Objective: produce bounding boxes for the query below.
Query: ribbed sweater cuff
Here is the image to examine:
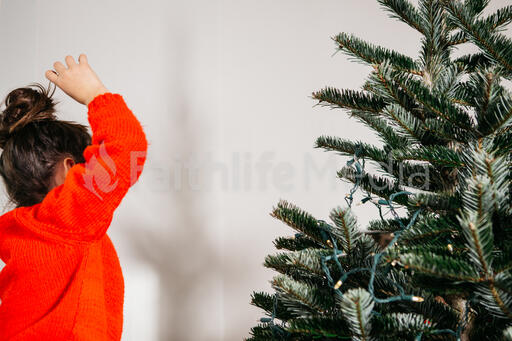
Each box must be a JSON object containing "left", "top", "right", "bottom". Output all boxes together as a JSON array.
[
  {"left": 87, "top": 92, "right": 120, "bottom": 112},
  {"left": 86, "top": 92, "right": 146, "bottom": 143}
]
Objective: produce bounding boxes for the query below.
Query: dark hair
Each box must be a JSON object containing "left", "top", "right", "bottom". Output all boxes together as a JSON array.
[{"left": 0, "top": 82, "right": 92, "bottom": 208}]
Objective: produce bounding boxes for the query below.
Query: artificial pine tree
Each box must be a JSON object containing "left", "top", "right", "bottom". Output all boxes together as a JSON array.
[{"left": 247, "top": 0, "right": 512, "bottom": 340}]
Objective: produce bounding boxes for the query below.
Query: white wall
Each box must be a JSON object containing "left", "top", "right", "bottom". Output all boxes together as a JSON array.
[{"left": 0, "top": 0, "right": 509, "bottom": 340}]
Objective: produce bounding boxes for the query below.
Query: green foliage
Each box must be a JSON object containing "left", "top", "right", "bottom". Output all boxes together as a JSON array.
[
  {"left": 332, "top": 33, "right": 421, "bottom": 74},
  {"left": 338, "top": 288, "right": 375, "bottom": 341},
  {"left": 312, "top": 87, "right": 387, "bottom": 113},
  {"left": 372, "top": 313, "right": 436, "bottom": 340},
  {"left": 248, "top": 0, "right": 512, "bottom": 339},
  {"left": 377, "top": 0, "right": 425, "bottom": 34},
  {"left": 504, "top": 326, "right": 512, "bottom": 340},
  {"left": 390, "top": 248, "right": 481, "bottom": 282},
  {"left": 271, "top": 274, "right": 335, "bottom": 317},
  {"left": 329, "top": 207, "right": 361, "bottom": 254},
  {"left": 315, "top": 136, "right": 388, "bottom": 163},
  {"left": 444, "top": 0, "right": 512, "bottom": 76},
  {"left": 287, "top": 316, "right": 351, "bottom": 339}
]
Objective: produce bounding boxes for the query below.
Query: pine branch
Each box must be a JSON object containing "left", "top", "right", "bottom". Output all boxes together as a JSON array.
[
  {"left": 369, "top": 62, "right": 475, "bottom": 143},
  {"left": 381, "top": 103, "right": 431, "bottom": 145},
  {"left": 391, "top": 249, "right": 482, "bottom": 282},
  {"left": 365, "top": 63, "right": 423, "bottom": 116},
  {"left": 483, "top": 4, "right": 512, "bottom": 31},
  {"left": 264, "top": 249, "right": 334, "bottom": 279},
  {"left": 433, "top": 64, "right": 462, "bottom": 98},
  {"left": 348, "top": 110, "right": 415, "bottom": 148},
  {"left": 418, "top": 0, "right": 452, "bottom": 80},
  {"left": 447, "top": 4, "right": 512, "bottom": 45},
  {"left": 457, "top": 159, "right": 495, "bottom": 276},
  {"left": 247, "top": 324, "right": 292, "bottom": 341},
  {"left": 272, "top": 274, "right": 335, "bottom": 316},
  {"left": 452, "top": 52, "right": 494, "bottom": 73},
  {"left": 504, "top": 326, "right": 512, "bottom": 340},
  {"left": 273, "top": 235, "right": 322, "bottom": 251},
  {"left": 381, "top": 160, "right": 444, "bottom": 193},
  {"left": 397, "top": 214, "right": 459, "bottom": 247},
  {"left": 492, "top": 130, "right": 512, "bottom": 156},
  {"left": 394, "top": 289, "right": 462, "bottom": 330},
  {"left": 367, "top": 217, "right": 410, "bottom": 233},
  {"left": 377, "top": 0, "right": 426, "bottom": 34},
  {"left": 493, "top": 240, "right": 512, "bottom": 273},
  {"left": 338, "top": 288, "right": 374, "bottom": 341},
  {"left": 445, "top": 0, "right": 512, "bottom": 74},
  {"left": 385, "top": 65, "right": 475, "bottom": 134},
  {"left": 337, "top": 166, "right": 408, "bottom": 206},
  {"left": 332, "top": 32, "right": 422, "bottom": 75},
  {"left": 409, "top": 192, "right": 461, "bottom": 213},
  {"left": 392, "top": 145, "right": 464, "bottom": 168},
  {"left": 315, "top": 136, "right": 389, "bottom": 164},
  {"left": 318, "top": 140, "right": 446, "bottom": 194},
  {"left": 475, "top": 281, "right": 512, "bottom": 319},
  {"left": 366, "top": 71, "right": 457, "bottom": 144},
  {"left": 312, "top": 87, "right": 387, "bottom": 113},
  {"left": 460, "top": 212, "right": 492, "bottom": 276},
  {"left": 250, "top": 292, "right": 295, "bottom": 321},
  {"left": 465, "top": 67, "right": 512, "bottom": 136},
  {"left": 287, "top": 316, "right": 351, "bottom": 339},
  {"left": 451, "top": 77, "right": 489, "bottom": 109},
  {"left": 329, "top": 206, "right": 361, "bottom": 254},
  {"left": 270, "top": 200, "right": 327, "bottom": 247},
  {"left": 459, "top": 140, "right": 511, "bottom": 216},
  {"left": 447, "top": 30, "right": 469, "bottom": 46},
  {"left": 371, "top": 312, "right": 436, "bottom": 339},
  {"left": 464, "top": 0, "right": 488, "bottom": 16}
]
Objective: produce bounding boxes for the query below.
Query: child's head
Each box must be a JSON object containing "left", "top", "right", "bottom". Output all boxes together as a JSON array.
[{"left": 0, "top": 82, "right": 91, "bottom": 208}]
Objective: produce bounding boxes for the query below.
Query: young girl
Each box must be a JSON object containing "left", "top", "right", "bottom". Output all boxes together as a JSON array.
[{"left": 0, "top": 54, "right": 148, "bottom": 340}]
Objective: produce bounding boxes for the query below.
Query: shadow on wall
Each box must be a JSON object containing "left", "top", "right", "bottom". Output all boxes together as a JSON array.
[{"left": 123, "top": 25, "right": 223, "bottom": 341}]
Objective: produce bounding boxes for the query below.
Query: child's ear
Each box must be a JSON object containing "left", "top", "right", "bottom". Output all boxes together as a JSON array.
[{"left": 64, "top": 157, "right": 75, "bottom": 172}]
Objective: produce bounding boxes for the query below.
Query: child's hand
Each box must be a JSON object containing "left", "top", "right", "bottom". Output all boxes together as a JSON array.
[{"left": 45, "top": 54, "right": 109, "bottom": 106}]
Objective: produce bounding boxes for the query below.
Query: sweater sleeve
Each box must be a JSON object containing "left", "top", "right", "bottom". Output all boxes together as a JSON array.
[{"left": 16, "top": 92, "right": 148, "bottom": 242}]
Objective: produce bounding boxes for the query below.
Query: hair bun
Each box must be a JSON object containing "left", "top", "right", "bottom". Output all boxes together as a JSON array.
[{"left": 0, "top": 82, "right": 58, "bottom": 148}]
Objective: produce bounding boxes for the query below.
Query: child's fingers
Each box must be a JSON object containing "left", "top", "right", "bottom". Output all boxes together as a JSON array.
[
  {"left": 53, "top": 61, "right": 67, "bottom": 75},
  {"left": 78, "top": 53, "right": 88, "bottom": 65},
  {"left": 65, "top": 55, "right": 77, "bottom": 68},
  {"left": 45, "top": 70, "right": 59, "bottom": 83}
]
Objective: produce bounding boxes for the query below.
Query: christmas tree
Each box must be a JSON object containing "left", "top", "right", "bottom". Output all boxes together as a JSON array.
[{"left": 247, "top": 0, "right": 512, "bottom": 340}]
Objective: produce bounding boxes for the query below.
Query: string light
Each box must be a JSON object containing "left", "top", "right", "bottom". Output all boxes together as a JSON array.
[
  {"left": 261, "top": 146, "right": 471, "bottom": 339},
  {"left": 319, "top": 149, "right": 470, "bottom": 336},
  {"left": 412, "top": 296, "right": 424, "bottom": 302},
  {"left": 334, "top": 279, "right": 343, "bottom": 290},
  {"left": 316, "top": 148, "right": 425, "bottom": 306}
]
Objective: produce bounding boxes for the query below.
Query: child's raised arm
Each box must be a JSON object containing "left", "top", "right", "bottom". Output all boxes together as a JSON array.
[{"left": 14, "top": 54, "right": 148, "bottom": 243}]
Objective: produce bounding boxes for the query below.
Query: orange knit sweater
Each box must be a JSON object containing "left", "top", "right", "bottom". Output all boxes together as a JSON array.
[{"left": 0, "top": 92, "right": 148, "bottom": 340}]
